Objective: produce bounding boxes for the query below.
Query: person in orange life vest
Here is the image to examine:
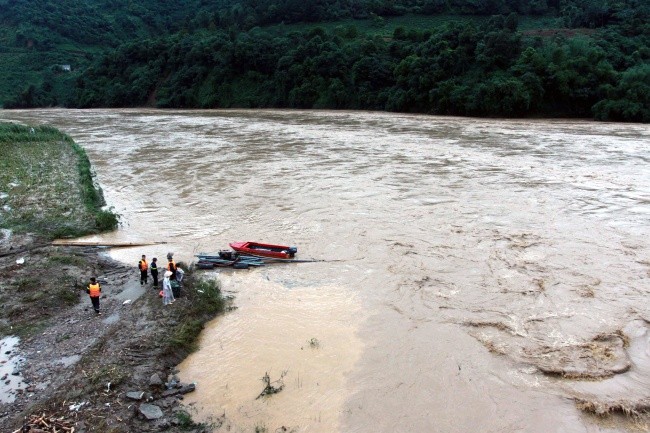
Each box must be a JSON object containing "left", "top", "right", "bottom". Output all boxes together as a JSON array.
[
  {"left": 150, "top": 257, "right": 159, "bottom": 288},
  {"left": 86, "top": 277, "right": 101, "bottom": 315},
  {"left": 138, "top": 255, "right": 148, "bottom": 286},
  {"left": 166, "top": 256, "right": 177, "bottom": 280}
]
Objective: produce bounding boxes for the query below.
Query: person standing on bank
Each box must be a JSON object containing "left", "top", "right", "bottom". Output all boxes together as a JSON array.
[
  {"left": 150, "top": 257, "right": 159, "bottom": 288},
  {"left": 138, "top": 255, "right": 148, "bottom": 286},
  {"left": 87, "top": 277, "right": 101, "bottom": 315},
  {"left": 162, "top": 271, "right": 175, "bottom": 305},
  {"left": 166, "top": 254, "right": 177, "bottom": 281}
]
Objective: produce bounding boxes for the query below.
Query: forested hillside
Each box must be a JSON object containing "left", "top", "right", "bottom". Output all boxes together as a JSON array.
[{"left": 1, "top": 0, "right": 648, "bottom": 121}]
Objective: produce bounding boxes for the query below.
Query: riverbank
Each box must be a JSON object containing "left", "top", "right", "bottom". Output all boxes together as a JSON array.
[
  {"left": 0, "top": 239, "right": 228, "bottom": 432},
  {"left": 0, "top": 123, "right": 227, "bottom": 432}
]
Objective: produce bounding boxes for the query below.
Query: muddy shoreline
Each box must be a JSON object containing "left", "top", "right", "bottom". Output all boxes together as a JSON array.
[{"left": 0, "top": 233, "right": 222, "bottom": 432}]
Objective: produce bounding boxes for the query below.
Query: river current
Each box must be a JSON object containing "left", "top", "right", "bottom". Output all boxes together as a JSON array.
[{"left": 2, "top": 109, "right": 649, "bottom": 432}]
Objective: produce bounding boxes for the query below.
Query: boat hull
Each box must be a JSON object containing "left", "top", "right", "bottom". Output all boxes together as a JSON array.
[{"left": 229, "top": 241, "right": 297, "bottom": 259}]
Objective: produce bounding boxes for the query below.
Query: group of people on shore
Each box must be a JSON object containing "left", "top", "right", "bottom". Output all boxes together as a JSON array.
[
  {"left": 138, "top": 253, "right": 184, "bottom": 305},
  {"left": 85, "top": 252, "right": 185, "bottom": 315}
]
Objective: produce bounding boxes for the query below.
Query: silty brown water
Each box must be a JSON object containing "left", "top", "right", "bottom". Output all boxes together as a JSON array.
[{"left": 2, "top": 109, "right": 649, "bottom": 432}]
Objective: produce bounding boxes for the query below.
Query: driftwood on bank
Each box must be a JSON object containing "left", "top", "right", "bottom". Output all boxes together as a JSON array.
[
  {"left": 51, "top": 240, "right": 167, "bottom": 247},
  {"left": 11, "top": 413, "right": 75, "bottom": 433}
]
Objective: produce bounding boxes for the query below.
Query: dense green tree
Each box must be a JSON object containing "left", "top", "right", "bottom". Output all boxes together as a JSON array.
[
  {"left": 1, "top": 0, "right": 648, "bottom": 121},
  {"left": 593, "top": 64, "right": 650, "bottom": 122}
]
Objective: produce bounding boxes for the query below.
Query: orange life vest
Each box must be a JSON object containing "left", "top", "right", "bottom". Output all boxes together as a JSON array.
[
  {"left": 139, "top": 259, "right": 148, "bottom": 271},
  {"left": 88, "top": 283, "right": 101, "bottom": 297},
  {"left": 166, "top": 260, "right": 176, "bottom": 272}
]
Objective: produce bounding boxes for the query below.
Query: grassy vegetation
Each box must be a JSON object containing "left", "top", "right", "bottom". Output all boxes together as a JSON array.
[
  {"left": 47, "top": 253, "right": 87, "bottom": 267},
  {"left": 0, "top": 122, "right": 118, "bottom": 239},
  {"left": 13, "top": 277, "right": 39, "bottom": 292},
  {"left": 0, "top": 320, "right": 48, "bottom": 339},
  {"left": 12, "top": 274, "right": 79, "bottom": 307},
  {"left": 165, "top": 266, "right": 227, "bottom": 359},
  {"left": 168, "top": 319, "right": 205, "bottom": 354},
  {"left": 0, "top": 239, "right": 98, "bottom": 340},
  {"left": 54, "top": 283, "right": 81, "bottom": 306}
]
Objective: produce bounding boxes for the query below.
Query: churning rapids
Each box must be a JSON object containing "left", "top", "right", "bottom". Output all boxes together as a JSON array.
[{"left": 2, "top": 109, "right": 649, "bottom": 432}]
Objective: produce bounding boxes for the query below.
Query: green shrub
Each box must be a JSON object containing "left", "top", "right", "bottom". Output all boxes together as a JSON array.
[
  {"left": 95, "top": 208, "right": 120, "bottom": 231},
  {"left": 168, "top": 319, "right": 204, "bottom": 354},
  {"left": 189, "top": 278, "right": 225, "bottom": 316}
]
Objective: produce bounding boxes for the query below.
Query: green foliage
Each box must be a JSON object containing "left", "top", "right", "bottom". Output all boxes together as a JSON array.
[
  {"left": 0, "top": 1, "right": 648, "bottom": 121},
  {"left": 48, "top": 254, "right": 86, "bottom": 267},
  {"left": 0, "top": 321, "right": 47, "bottom": 339},
  {"left": 25, "top": 291, "right": 46, "bottom": 303},
  {"left": 187, "top": 278, "right": 226, "bottom": 316},
  {"left": 168, "top": 319, "right": 204, "bottom": 354},
  {"left": 593, "top": 64, "right": 650, "bottom": 122},
  {"left": 95, "top": 209, "right": 120, "bottom": 232}
]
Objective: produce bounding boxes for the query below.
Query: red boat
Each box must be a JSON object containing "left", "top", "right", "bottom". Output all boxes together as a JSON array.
[{"left": 229, "top": 241, "right": 297, "bottom": 259}]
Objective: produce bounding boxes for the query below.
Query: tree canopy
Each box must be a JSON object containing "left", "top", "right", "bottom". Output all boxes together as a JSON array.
[{"left": 1, "top": 0, "right": 648, "bottom": 121}]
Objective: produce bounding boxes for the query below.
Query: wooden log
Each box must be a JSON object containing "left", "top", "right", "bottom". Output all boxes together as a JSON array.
[{"left": 52, "top": 240, "right": 167, "bottom": 247}]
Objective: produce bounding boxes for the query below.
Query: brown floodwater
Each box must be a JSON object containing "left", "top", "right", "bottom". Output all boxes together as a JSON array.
[{"left": 2, "top": 109, "right": 649, "bottom": 432}]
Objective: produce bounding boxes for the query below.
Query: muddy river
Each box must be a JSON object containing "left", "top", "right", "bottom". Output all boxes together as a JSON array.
[{"left": 2, "top": 109, "right": 649, "bottom": 432}]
